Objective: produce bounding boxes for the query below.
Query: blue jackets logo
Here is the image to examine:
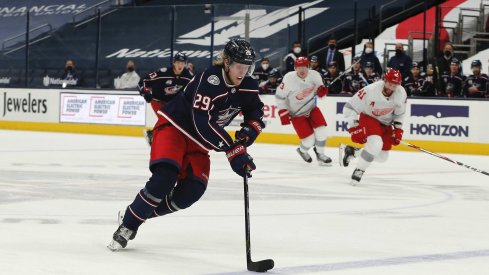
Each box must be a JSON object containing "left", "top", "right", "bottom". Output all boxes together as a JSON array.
[{"left": 410, "top": 104, "right": 469, "bottom": 137}]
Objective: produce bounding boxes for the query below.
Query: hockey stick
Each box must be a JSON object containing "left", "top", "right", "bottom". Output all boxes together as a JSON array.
[
  {"left": 292, "top": 59, "right": 361, "bottom": 117},
  {"left": 401, "top": 141, "right": 489, "bottom": 176},
  {"left": 243, "top": 174, "right": 274, "bottom": 272}
]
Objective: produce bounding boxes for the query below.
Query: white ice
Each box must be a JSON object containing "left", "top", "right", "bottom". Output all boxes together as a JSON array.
[{"left": 1, "top": 130, "right": 489, "bottom": 275}]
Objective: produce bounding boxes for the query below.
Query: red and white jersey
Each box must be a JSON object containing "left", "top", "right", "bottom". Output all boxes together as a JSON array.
[
  {"left": 343, "top": 80, "right": 407, "bottom": 127},
  {"left": 275, "top": 69, "right": 324, "bottom": 117}
]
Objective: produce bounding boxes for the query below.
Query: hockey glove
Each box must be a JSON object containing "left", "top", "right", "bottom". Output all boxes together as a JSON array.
[
  {"left": 226, "top": 142, "right": 256, "bottom": 178},
  {"left": 235, "top": 120, "right": 263, "bottom": 147},
  {"left": 348, "top": 125, "right": 367, "bottom": 144},
  {"left": 278, "top": 109, "right": 291, "bottom": 125},
  {"left": 139, "top": 87, "right": 153, "bottom": 103},
  {"left": 317, "top": 85, "right": 329, "bottom": 98},
  {"left": 392, "top": 123, "right": 403, "bottom": 146}
]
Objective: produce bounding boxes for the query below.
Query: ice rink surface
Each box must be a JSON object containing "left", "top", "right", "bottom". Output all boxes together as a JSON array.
[{"left": 1, "top": 130, "right": 489, "bottom": 275}]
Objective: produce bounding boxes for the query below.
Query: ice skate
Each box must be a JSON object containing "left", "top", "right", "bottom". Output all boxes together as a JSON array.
[
  {"left": 339, "top": 144, "right": 357, "bottom": 167},
  {"left": 144, "top": 129, "right": 153, "bottom": 146},
  {"left": 313, "top": 147, "right": 332, "bottom": 166},
  {"left": 296, "top": 148, "right": 312, "bottom": 163},
  {"left": 108, "top": 224, "right": 137, "bottom": 251},
  {"left": 350, "top": 168, "right": 365, "bottom": 186}
]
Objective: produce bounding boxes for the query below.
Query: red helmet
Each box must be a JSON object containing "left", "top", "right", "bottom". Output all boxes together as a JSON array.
[
  {"left": 294, "top": 56, "right": 309, "bottom": 67},
  {"left": 384, "top": 68, "right": 402, "bottom": 85}
]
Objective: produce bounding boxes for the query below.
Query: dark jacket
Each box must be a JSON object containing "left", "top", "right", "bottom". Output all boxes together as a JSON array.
[{"left": 387, "top": 53, "right": 412, "bottom": 79}]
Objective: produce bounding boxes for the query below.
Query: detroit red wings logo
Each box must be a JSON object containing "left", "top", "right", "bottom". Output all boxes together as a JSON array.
[
  {"left": 295, "top": 85, "right": 315, "bottom": 100},
  {"left": 371, "top": 107, "right": 394, "bottom": 116}
]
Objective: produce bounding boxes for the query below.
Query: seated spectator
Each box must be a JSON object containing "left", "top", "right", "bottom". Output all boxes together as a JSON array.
[
  {"left": 464, "top": 60, "right": 488, "bottom": 98},
  {"left": 360, "top": 41, "right": 382, "bottom": 75},
  {"left": 309, "top": 55, "right": 327, "bottom": 81},
  {"left": 259, "top": 68, "right": 282, "bottom": 95},
  {"left": 364, "top": 61, "right": 380, "bottom": 84},
  {"left": 114, "top": 60, "right": 140, "bottom": 89},
  {"left": 387, "top": 42, "right": 412, "bottom": 79},
  {"left": 343, "top": 57, "right": 368, "bottom": 95},
  {"left": 403, "top": 62, "right": 435, "bottom": 97},
  {"left": 322, "top": 36, "right": 345, "bottom": 72},
  {"left": 61, "top": 59, "right": 80, "bottom": 87},
  {"left": 283, "top": 41, "right": 304, "bottom": 74},
  {"left": 323, "top": 61, "right": 343, "bottom": 95},
  {"left": 440, "top": 58, "right": 465, "bottom": 98},
  {"left": 253, "top": 57, "right": 272, "bottom": 84}
]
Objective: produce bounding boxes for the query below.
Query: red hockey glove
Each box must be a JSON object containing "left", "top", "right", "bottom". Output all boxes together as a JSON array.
[
  {"left": 235, "top": 120, "right": 263, "bottom": 147},
  {"left": 348, "top": 125, "right": 367, "bottom": 144},
  {"left": 392, "top": 127, "right": 403, "bottom": 146},
  {"left": 139, "top": 87, "right": 153, "bottom": 103},
  {"left": 317, "top": 85, "right": 329, "bottom": 98},
  {"left": 226, "top": 142, "right": 256, "bottom": 178},
  {"left": 278, "top": 109, "right": 291, "bottom": 125}
]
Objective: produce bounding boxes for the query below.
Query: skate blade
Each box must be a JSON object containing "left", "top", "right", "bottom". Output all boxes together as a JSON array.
[
  {"left": 350, "top": 179, "right": 359, "bottom": 186},
  {"left": 107, "top": 240, "right": 123, "bottom": 251},
  {"left": 318, "top": 161, "right": 333, "bottom": 167}
]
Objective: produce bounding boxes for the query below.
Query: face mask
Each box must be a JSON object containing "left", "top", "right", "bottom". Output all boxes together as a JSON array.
[
  {"left": 66, "top": 66, "right": 73, "bottom": 71},
  {"left": 127, "top": 67, "right": 135, "bottom": 72},
  {"left": 261, "top": 64, "right": 269, "bottom": 70},
  {"left": 328, "top": 44, "right": 335, "bottom": 50},
  {"left": 395, "top": 49, "right": 402, "bottom": 55},
  {"left": 444, "top": 50, "right": 452, "bottom": 57},
  {"left": 293, "top": 47, "right": 301, "bottom": 54},
  {"left": 365, "top": 48, "right": 373, "bottom": 54}
]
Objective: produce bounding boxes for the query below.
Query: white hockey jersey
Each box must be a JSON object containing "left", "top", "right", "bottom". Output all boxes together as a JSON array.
[
  {"left": 343, "top": 80, "right": 407, "bottom": 127},
  {"left": 275, "top": 69, "right": 324, "bottom": 117}
]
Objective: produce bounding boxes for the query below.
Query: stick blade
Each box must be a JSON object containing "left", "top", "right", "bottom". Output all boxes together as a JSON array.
[{"left": 247, "top": 259, "right": 274, "bottom": 272}]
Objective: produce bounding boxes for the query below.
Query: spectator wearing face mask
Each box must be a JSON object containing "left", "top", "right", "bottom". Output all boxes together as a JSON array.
[
  {"left": 321, "top": 36, "right": 345, "bottom": 72},
  {"left": 114, "top": 60, "right": 140, "bottom": 89},
  {"left": 435, "top": 42, "right": 455, "bottom": 75},
  {"left": 59, "top": 59, "right": 80, "bottom": 87},
  {"left": 387, "top": 42, "right": 412, "bottom": 79},
  {"left": 283, "top": 41, "right": 304, "bottom": 74},
  {"left": 253, "top": 57, "right": 272, "bottom": 84},
  {"left": 360, "top": 41, "right": 382, "bottom": 75}
]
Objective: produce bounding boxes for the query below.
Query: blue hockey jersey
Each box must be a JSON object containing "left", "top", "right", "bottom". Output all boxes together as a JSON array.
[{"left": 160, "top": 66, "right": 265, "bottom": 152}]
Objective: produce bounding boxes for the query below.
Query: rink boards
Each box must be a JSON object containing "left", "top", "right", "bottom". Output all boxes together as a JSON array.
[{"left": 0, "top": 88, "right": 488, "bottom": 155}]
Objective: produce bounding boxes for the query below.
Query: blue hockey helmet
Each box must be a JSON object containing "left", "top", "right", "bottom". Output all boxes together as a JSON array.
[
  {"left": 471, "top": 59, "right": 482, "bottom": 68},
  {"left": 173, "top": 52, "right": 187, "bottom": 62},
  {"left": 224, "top": 39, "right": 256, "bottom": 65}
]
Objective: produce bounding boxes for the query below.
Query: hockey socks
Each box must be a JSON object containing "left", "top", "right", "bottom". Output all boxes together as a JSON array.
[
  {"left": 123, "top": 164, "right": 178, "bottom": 231},
  {"left": 150, "top": 179, "right": 206, "bottom": 217}
]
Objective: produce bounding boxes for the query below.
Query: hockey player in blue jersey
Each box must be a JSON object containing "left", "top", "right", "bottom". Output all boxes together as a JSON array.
[{"left": 108, "top": 39, "right": 265, "bottom": 251}]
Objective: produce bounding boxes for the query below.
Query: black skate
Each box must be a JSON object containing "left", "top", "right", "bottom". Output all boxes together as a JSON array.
[
  {"left": 313, "top": 147, "right": 332, "bottom": 166},
  {"left": 339, "top": 144, "right": 357, "bottom": 167},
  {"left": 108, "top": 224, "right": 137, "bottom": 251},
  {"left": 296, "top": 148, "right": 312, "bottom": 163},
  {"left": 350, "top": 168, "right": 365, "bottom": 186},
  {"left": 144, "top": 129, "right": 153, "bottom": 146},
  {"left": 117, "top": 210, "right": 136, "bottom": 240}
]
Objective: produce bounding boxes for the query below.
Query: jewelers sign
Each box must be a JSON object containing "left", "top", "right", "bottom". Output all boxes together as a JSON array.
[{"left": 60, "top": 93, "right": 146, "bottom": 125}]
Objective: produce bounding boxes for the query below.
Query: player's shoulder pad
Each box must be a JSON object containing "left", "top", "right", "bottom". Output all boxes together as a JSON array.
[
  {"left": 282, "top": 71, "right": 295, "bottom": 82},
  {"left": 159, "top": 67, "right": 169, "bottom": 73}
]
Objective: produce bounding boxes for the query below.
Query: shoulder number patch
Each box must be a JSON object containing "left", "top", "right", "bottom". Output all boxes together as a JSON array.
[{"left": 207, "top": 75, "right": 220, "bottom": 85}]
